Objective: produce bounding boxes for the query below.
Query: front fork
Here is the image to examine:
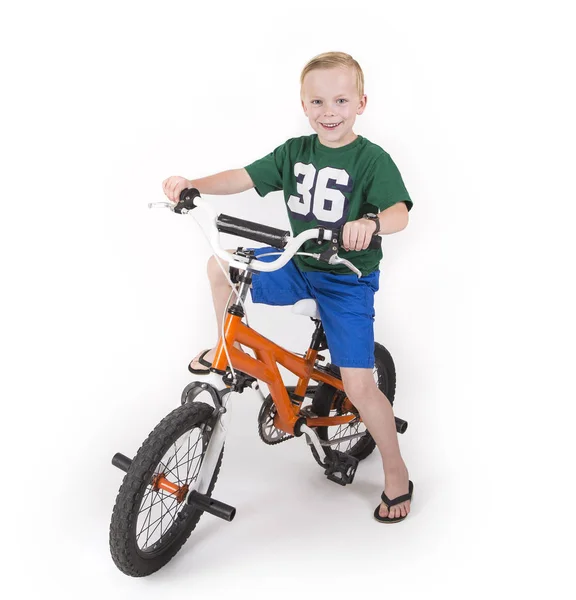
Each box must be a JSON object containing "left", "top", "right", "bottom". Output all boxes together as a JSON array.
[
  {"left": 111, "top": 373, "right": 238, "bottom": 522},
  {"left": 180, "top": 373, "right": 234, "bottom": 497},
  {"left": 111, "top": 376, "right": 333, "bottom": 521}
]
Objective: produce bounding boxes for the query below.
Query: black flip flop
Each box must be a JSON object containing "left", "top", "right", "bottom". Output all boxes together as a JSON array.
[
  {"left": 188, "top": 349, "right": 212, "bottom": 375},
  {"left": 374, "top": 480, "right": 414, "bottom": 524}
]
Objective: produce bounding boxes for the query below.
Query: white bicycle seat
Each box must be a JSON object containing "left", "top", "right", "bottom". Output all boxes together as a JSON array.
[{"left": 292, "top": 299, "right": 320, "bottom": 320}]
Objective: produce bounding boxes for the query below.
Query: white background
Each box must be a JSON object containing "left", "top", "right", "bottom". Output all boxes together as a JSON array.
[{"left": 2, "top": 0, "right": 575, "bottom": 597}]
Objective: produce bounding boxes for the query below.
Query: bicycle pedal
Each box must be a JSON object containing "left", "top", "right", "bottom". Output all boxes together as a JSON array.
[
  {"left": 324, "top": 450, "right": 359, "bottom": 486},
  {"left": 223, "top": 369, "right": 256, "bottom": 393}
]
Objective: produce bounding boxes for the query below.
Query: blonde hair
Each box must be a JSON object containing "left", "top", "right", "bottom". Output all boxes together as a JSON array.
[{"left": 300, "top": 52, "right": 365, "bottom": 97}]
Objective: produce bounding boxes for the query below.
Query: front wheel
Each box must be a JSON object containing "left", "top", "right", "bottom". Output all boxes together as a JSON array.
[
  {"left": 109, "top": 401, "right": 223, "bottom": 577},
  {"left": 310, "top": 342, "right": 396, "bottom": 465}
]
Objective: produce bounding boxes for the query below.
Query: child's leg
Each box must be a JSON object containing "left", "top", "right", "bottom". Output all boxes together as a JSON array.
[
  {"left": 189, "top": 251, "right": 242, "bottom": 370},
  {"left": 340, "top": 368, "right": 411, "bottom": 521},
  {"left": 189, "top": 247, "right": 312, "bottom": 370},
  {"left": 305, "top": 270, "right": 411, "bottom": 520}
]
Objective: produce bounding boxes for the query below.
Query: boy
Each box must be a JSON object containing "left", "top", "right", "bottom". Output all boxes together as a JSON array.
[{"left": 163, "top": 52, "right": 414, "bottom": 523}]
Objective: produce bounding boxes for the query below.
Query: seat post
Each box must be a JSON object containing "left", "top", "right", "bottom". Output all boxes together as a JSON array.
[{"left": 309, "top": 319, "right": 328, "bottom": 352}]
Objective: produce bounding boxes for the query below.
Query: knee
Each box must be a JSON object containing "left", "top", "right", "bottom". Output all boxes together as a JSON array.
[
  {"left": 343, "top": 381, "right": 377, "bottom": 407},
  {"left": 207, "top": 254, "right": 228, "bottom": 286},
  {"left": 341, "top": 374, "right": 381, "bottom": 410}
]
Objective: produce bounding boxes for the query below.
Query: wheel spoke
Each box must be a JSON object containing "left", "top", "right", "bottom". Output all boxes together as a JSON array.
[
  {"left": 137, "top": 494, "right": 174, "bottom": 548},
  {"left": 163, "top": 437, "right": 203, "bottom": 481},
  {"left": 138, "top": 494, "right": 180, "bottom": 549},
  {"left": 136, "top": 501, "right": 154, "bottom": 546},
  {"left": 327, "top": 419, "right": 366, "bottom": 453}
]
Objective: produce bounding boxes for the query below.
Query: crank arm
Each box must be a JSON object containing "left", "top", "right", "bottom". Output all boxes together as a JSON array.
[{"left": 299, "top": 423, "right": 329, "bottom": 464}]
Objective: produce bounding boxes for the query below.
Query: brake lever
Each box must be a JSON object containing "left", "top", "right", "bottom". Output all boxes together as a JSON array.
[
  {"left": 315, "top": 229, "right": 362, "bottom": 277},
  {"left": 148, "top": 201, "right": 195, "bottom": 215},
  {"left": 328, "top": 255, "right": 362, "bottom": 277},
  {"left": 148, "top": 201, "right": 175, "bottom": 210}
]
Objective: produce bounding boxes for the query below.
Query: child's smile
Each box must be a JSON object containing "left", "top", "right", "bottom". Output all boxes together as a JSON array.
[{"left": 320, "top": 121, "right": 342, "bottom": 128}]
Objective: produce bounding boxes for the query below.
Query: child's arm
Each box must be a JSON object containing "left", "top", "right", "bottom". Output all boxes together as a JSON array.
[
  {"left": 375, "top": 201, "right": 410, "bottom": 235},
  {"left": 162, "top": 169, "right": 254, "bottom": 203},
  {"left": 342, "top": 202, "right": 409, "bottom": 252}
]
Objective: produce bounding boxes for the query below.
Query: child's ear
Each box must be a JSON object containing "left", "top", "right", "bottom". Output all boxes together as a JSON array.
[
  {"left": 357, "top": 94, "right": 368, "bottom": 115},
  {"left": 301, "top": 99, "right": 308, "bottom": 115}
]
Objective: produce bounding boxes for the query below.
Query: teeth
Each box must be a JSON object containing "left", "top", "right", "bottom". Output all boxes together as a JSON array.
[{"left": 322, "top": 123, "right": 340, "bottom": 128}]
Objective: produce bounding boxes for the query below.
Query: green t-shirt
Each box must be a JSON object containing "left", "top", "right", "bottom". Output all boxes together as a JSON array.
[{"left": 244, "top": 134, "right": 412, "bottom": 276}]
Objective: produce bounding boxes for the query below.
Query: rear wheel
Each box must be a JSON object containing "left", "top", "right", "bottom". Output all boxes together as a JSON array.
[
  {"left": 109, "top": 401, "right": 223, "bottom": 577},
  {"left": 310, "top": 342, "right": 396, "bottom": 465}
]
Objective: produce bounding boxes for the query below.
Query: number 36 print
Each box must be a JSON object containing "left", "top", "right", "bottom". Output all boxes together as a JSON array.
[{"left": 287, "top": 163, "right": 352, "bottom": 226}]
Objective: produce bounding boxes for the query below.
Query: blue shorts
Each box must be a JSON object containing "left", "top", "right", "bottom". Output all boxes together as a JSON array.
[{"left": 248, "top": 247, "right": 380, "bottom": 369}]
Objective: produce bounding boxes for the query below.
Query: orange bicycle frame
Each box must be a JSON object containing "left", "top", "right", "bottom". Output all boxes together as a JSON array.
[{"left": 211, "top": 311, "right": 358, "bottom": 436}]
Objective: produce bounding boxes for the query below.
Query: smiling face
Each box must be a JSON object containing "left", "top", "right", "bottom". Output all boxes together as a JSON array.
[{"left": 301, "top": 66, "right": 367, "bottom": 148}]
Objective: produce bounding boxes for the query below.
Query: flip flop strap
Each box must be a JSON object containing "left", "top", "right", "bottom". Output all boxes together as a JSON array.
[
  {"left": 381, "top": 481, "right": 413, "bottom": 507},
  {"left": 197, "top": 350, "right": 212, "bottom": 368}
]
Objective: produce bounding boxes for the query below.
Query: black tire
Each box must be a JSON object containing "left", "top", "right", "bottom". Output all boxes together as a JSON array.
[
  {"left": 109, "top": 401, "right": 223, "bottom": 577},
  {"left": 310, "top": 342, "right": 396, "bottom": 465}
]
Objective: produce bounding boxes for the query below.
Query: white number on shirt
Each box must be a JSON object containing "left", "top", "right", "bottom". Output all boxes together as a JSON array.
[
  {"left": 287, "top": 162, "right": 315, "bottom": 217},
  {"left": 287, "top": 163, "right": 351, "bottom": 225},
  {"left": 314, "top": 166, "right": 351, "bottom": 224}
]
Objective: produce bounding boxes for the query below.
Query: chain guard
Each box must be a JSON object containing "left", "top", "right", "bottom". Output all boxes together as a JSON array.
[{"left": 257, "top": 395, "right": 294, "bottom": 445}]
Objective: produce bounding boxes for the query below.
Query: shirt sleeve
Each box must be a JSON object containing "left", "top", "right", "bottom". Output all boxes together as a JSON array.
[
  {"left": 364, "top": 153, "right": 413, "bottom": 212},
  {"left": 244, "top": 142, "right": 287, "bottom": 197}
]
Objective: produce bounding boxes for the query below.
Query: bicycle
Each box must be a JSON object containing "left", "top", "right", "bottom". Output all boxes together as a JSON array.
[{"left": 109, "top": 188, "right": 409, "bottom": 577}]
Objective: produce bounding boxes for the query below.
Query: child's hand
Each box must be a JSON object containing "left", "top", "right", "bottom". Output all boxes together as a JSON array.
[
  {"left": 162, "top": 176, "right": 193, "bottom": 204},
  {"left": 342, "top": 218, "right": 378, "bottom": 251}
]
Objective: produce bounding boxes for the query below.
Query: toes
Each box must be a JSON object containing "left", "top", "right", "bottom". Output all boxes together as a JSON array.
[
  {"left": 378, "top": 500, "right": 411, "bottom": 521},
  {"left": 387, "top": 503, "right": 410, "bottom": 520}
]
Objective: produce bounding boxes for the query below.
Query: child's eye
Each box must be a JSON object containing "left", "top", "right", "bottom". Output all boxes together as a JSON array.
[
  {"left": 337, "top": 99, "right": 348, "bottom": 104},
  {"left": 311, "top": 100, "right": 322, "bottom": 105}
]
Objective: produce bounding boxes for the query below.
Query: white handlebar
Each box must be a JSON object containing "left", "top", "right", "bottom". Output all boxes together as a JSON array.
[
  {"left": 148, "top": 197, "right": 362, "bottom": 276},
  {"left": 195, "top": 197, "right": 330, "bottom": 273}
]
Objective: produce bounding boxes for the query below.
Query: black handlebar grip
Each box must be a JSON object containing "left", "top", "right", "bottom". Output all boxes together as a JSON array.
[
  {"left": 216, "top": 214, "right": 291, "bottom": 248},
  {"left": 368, "top": 235, "right": 382, "bottom": 250},
  {"left": 175, "top": 187, "right": 201, "bottom": 213}
]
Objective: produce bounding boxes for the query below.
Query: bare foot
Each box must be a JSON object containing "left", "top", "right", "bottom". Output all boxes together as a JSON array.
[{"left": 378, "top": 467, "right": 412, "bottom": 520}]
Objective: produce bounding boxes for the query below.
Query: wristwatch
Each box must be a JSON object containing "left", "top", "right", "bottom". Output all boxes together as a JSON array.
[{"left": 362, "top": 212, "right": 380, "bottom": 235}]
